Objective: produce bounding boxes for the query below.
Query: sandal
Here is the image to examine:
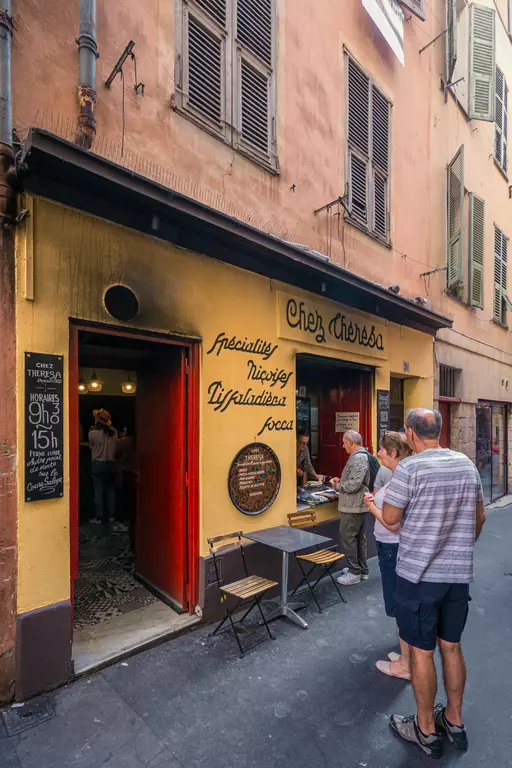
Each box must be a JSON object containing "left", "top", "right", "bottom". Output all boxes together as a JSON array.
[
  {"left": 388, "top": 651, "right": 400, "bottom": 662},
  {"left": 375, "top": 660, "right": 411, "bottom": 680}
]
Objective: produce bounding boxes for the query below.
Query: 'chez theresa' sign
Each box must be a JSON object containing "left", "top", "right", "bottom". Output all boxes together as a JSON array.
[{"left": 277, "top": 292, "right": 388, "bottom": 361}]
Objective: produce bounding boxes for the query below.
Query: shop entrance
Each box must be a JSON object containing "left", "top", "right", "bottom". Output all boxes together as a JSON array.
[
  {"left": 70, "top": 324, "right": 200, "bottom": 672},
  {"left": 476, "top": 401, "right": 508, "bottom": 503},
  {"left": 296, "top": 354, "right": 373, "bottom": 478}
]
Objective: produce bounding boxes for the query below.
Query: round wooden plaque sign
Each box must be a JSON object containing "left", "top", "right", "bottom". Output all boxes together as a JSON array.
[{"left": 228, "top": 442, "right": 281, "bottom": 515}]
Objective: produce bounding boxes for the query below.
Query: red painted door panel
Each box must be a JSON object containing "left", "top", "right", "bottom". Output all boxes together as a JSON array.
[
  {"left": 439, "top": 401, "right": 451, "bottom": 449},
  {"left": 136, "top": 347, "right": 187, "bottom": 609},
  {"left": 318, "top": 371, "right": 372, "bottom": 477}
]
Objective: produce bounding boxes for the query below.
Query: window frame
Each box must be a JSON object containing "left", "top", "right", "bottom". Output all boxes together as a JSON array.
[
  {"left": 344, "top": 53, "right": 392, "bottom": 246},
  {"left": 173, "top": 0, "right": 278, "bottom": 173}
]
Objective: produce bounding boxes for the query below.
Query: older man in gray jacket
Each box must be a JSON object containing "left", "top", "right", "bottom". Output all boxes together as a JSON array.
[{"left": 331, "top": 430, "right": 370, "bottom": 586}]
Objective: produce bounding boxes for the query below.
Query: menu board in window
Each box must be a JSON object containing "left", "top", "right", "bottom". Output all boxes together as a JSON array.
[{"left": 25, "top": 352, "right": 64, "bottom": 502}]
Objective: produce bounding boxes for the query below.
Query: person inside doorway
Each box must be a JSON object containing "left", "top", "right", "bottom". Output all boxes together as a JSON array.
[
  {"left": 296, "top": 428, "right": 319, "bottom": 483},
  {"left": 330, "top": 430, "right": 370, "bottom": 586},
  {"left": 88, "top": 408, "right": 118, "bottom": 525},
  {"left": 116, "top": 420, "right": 137, "bottom": 544}
]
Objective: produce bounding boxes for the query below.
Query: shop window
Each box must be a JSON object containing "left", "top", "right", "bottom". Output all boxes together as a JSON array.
[
  {"left": 439, "top": 364, "right": 459, "bottom": 399},
  {"left": 173, "top": 0, "right": 277, "bottom": 172},
  {"left": 345, "top": 54, "right": 391, "bottom": 244},
  {"left": 495, "top": 66, "right": 508, "bottom": 177},
  {"left": 493, "top": 225, "right": 509, "bottom": 327}
]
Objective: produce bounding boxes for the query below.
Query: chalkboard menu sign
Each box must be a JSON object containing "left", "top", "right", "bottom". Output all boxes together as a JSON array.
[
  {"left": 377, "top": 389, "right": 391, "bottom": 440},
  {"left": 228, "top": 443, "right": 281, "bottom": 515},
  {"left": 25, "top": 353, "right": 64, "bottom": 502}
]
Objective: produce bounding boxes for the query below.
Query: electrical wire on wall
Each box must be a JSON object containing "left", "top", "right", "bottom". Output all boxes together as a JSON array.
[{"left": 105, "top": 41, "right": 145, "bottom": 158}]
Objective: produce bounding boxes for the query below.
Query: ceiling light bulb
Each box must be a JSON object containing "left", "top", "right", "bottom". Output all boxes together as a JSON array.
[
  {"left": 121, "top": 373, "right": 137, "bottom": 394},
  {"left": 88, "top": 371, "right": 103, "bottom": 393}
]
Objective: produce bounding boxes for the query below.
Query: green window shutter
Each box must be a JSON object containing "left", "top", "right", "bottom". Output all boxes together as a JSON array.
[
  {"left": 446, "top": 0, "right": 457, "bottom": 83},
  {"left": 447, "top": 146, "right": 464, "bottom": 289},
  {"left": 469, "top": 4, "right": 496, "bottom": 122},
  {"left": 401, "top": 0, "right": 426, "bottom": 21},
  {"left": 469, "top": 193, "right": 485, "bottom": 308}
]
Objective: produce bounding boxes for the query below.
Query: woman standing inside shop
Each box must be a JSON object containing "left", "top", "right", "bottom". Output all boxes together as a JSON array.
[
  {"left": 88, "top": 408, "right": 118, "bottom": 525},
  {"left": 296, "top": 429, "right": 319, "bottom": 482},
  {"left": 363, "top": 431, "right": 412, "bottom": 680}
]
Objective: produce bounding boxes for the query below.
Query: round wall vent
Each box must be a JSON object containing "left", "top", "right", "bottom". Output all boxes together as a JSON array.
[{"left": 104, "top": 284, "right": 139, "bottom": 322}]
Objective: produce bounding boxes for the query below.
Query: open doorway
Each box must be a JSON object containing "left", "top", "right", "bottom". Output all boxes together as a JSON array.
[{"left": 70, "top": 325, "right": 200, "bottom": 673}]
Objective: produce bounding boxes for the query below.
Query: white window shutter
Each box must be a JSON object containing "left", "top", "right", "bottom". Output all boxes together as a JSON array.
[
  {"left": 347, "top": 58, "right": 370, "bottom": 228},
  {"left": 446, "top": 0, "right": 457, "bottom": 84},
  {"left": 447, "top": 146, "right": 464, "bottom": 289},
  {"left": 469, "top": 4, "right": 496, "bottom": 122},
  {"left": 371, "top": 85, "right": 390, "bottom": 240},
  {"left": 495, "top": 69, "right": 509, "bottom": 175},
  {"left": 469, "top": 193, "right": 485, "bottom": 309},
  {"left": 234, "top": 0, "right": 275, "bottom": 166},
  {"left": 401, "top": 0, "right": 426, "bottom": 21}
]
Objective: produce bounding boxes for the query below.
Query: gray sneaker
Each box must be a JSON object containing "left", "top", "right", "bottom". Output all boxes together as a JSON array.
[
  {"left": 434, "top": 704, "right": 468, "bottom": 751},
  {"left": 390, "top": 714, "right": 443, "bottom": 759}
]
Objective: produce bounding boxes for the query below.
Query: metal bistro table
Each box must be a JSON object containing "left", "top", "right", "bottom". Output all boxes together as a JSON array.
[{"left": 244, "top": 525, "right": 332, "bottom": 629}]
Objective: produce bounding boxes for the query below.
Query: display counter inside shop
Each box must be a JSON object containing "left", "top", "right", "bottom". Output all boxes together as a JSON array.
[{"left": 296, "top": 482, "right": 340, "bottom": 522}]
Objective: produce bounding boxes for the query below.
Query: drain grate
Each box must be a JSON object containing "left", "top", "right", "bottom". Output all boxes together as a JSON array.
[{"left": 1, "top": 697, "right": 55, "bottom": 737}]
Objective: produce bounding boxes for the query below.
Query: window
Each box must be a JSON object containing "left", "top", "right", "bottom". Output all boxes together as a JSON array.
[
  {"left": 174, "top": 0, "right": 277, "bottom": 171},
  {"left": 439, "top": 365, "right": 459, "bottom": 399},
  {"left": 468, "top": 3, "right": 496, "bottom": 122},
  {"left": 447, "top": 146, "right": 464, "bottom": 294},
  {"left": 495, "top": 66, "right": 508, "bottom": 176},
  {"left": 469, "top": 193, "right": 485, "bottom": 308},
  {"left": 346, "top": 55, "right": 391, "bottom": 243},
  {"left": 493, "top": 225, "right": 508, "bottom": 326},
  {"left": 401, "top": 0, "right": 426, "bottom": 20}
]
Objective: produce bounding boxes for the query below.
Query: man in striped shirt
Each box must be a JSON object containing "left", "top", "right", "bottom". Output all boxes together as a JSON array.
[{"left": 383, "top": 408, "right": 485, "bottom": 759}]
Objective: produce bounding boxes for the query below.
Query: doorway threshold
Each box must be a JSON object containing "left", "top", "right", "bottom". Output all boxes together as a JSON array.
[{"left": 73, "top": 601, "right": 201, "bottom": 677}]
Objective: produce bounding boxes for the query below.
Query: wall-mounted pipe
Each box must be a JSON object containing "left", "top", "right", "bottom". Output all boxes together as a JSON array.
[
  {"left": 75, "top": 0, "right": 98, "bottom": 149},
  {"left": 0, "top": 1, "right": 13, "bottom": 148}
]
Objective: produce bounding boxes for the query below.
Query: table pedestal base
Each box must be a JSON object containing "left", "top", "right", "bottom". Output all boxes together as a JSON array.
[{"left": 265, "top": 603, "right": 308, "bottom": 629}]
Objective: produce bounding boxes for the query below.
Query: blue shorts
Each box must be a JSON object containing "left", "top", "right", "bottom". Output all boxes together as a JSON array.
[
  {"left": 376, "top": 541, "right": 398, "bottom": 618},
  {"left": 394, "top": 576, "right": 471, "bottom": 651}
]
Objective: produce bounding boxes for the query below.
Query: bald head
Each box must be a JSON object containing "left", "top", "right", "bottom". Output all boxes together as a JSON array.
[{"left": 406, "top": 408, "right": 442, "bottom": 440}]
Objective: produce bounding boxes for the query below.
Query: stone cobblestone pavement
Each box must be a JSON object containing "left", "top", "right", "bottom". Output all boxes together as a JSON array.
[{"left": 1, "top": 508, "right": 511, "bottom": 768}]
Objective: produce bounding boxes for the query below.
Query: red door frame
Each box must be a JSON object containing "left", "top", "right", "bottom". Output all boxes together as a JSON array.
[{"left": 69, "top": 321, "right": 200, "bottom": 621}]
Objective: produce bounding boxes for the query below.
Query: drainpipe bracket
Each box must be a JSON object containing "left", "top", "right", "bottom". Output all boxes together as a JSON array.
[{"left": 75, "top": 33, "right": 99, "bottom": 59}]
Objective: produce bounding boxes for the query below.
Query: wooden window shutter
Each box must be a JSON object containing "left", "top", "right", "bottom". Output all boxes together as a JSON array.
[
  {"left": 447, "top": 146, "right": 464, "bottom": 289},
  {"left": 469, "top": 4, "right": 496, "bottom": 122},
  {"left": 493, "top": 226, "right": 508, "bottom": 323},
  {"left": 446, "top": 0, "right": 457, "bottom": 83},
  {"left": 371, "top": 85, "right": 390, "bottom": 240},
  {"left": 495, "top": 67, "right": 508, "bottom": 174},
  {"left": 469, "top": 193, "right": 485, "bottom": 309},
  {"left": 181, "top": 0, "right": 228, "bottom": 133},
  {"left": 347, "top": 57, "right": 370, "bottom": 228},
  {"left": 234, "top": 0, "right": 275, "bottom": 166},
  {"left": 401, "top": 0, "right": 426, "bottom": 21}
]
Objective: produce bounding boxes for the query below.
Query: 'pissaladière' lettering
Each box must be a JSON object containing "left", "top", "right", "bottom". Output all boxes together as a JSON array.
[{"left": 207, "top": 381, "right": 287, "bottom": 413}]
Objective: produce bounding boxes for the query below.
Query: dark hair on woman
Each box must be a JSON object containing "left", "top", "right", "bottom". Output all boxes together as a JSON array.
[
  {"left": 297, "top": 428, "right": 309, "bottom": 439},
  {"left": 93, "top": 422, "right": 117, "bottom": 437}
]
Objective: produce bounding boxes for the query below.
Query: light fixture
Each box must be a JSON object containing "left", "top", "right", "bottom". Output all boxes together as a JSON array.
[
  {"left": 121, "top": 373, "right": 137, "bottom": 394},
  {"left": 78, "top": 369, "right": 88, "bottom": 394},
  {"left": 88, "top": 370, "right": 103, "bottom": 393}
]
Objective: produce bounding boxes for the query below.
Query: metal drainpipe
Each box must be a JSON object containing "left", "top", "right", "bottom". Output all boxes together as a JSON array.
[
  {"left": 0, "top": 0, "right": 15, "bottom": 225},
  {"left": 75, "top": 0, "right": 98, "bottom": 149}
]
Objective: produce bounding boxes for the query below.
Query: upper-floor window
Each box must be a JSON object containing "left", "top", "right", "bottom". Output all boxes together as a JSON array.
[
  {"left": 495, "top": 66, "right": 508, "bottom": 176},
  {"left": 493, "top": 225, "right": 509, "bottom": 326},
  {"left": 345, "top": 55, "right": 391, "bottom": 244},
  {"left": 174, "top": 0, "right": 277, "bottom": 171}
]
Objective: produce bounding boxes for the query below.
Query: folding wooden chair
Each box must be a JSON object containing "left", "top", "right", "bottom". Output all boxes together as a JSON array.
[
  {"left": 288, "top": 511, "right": 347, "bottom": 612},
  {"left": 207, "top": 531, "right": 278, "bottom": 657}
]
